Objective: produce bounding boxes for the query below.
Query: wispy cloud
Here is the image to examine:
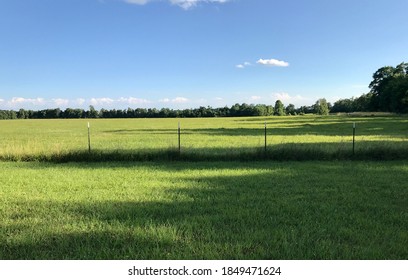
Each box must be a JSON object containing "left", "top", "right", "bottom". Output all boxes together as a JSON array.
[
  {"left": 257, "top": 58, "right": 289, "bottom": 67},
  {"left": 236, "top": 61, "right": 251, "bottom": 69},
  {"left": 1, "top": 97, "right": 153, "bottom": 110},
  {"left": 90, "top": 98, "right": 115, "bottom": 106},
  {"left": 124, "top": 0, "right": 149, "bottom": 4},
  {"left": 9, "top": 97, "right": 46, "bottom": 106},
  {"left": 52, "top": 98, "right": 70, "bottom": 106},
  {"left": 1, "top": 94, "right": 313, "bottom": 110},
  {"left": 236, "top": 59, "right": 289, "bottom": 69},
  {"left": 173, "top": 97, "right": 189, "bottom": 103},
  {"left": 272, "top": 92, "right": 311, "bottom": 106},
  {"left": 118, "top": 97, "right": 151, "bottom": 105},
  {"left": 159, "top": 97, "right": 189, "bottom": 103},
  {"left": 90, "top": 97, "right": 151, "bottom": 107},
  {"left": 123, "top": 0, "right": 230, "bottom": 10},
  {"left": 249, "top": 96, "right": 261, "bottom": 101},
  {"left": 76, "top": 98, "right": 86, "bottom": 106}
]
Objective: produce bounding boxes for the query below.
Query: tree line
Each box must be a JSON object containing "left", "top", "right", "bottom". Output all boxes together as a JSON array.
[
  {"left": 0, "top": 101, "right": 329, "bottom": 119},
  {"left": 1, "top": 63, "right": 406, "bottom": 119}
]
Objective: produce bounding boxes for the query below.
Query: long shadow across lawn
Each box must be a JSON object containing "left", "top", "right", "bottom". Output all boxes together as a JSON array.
[
  {"left": 11, "top": 140, "right": 406, "bottom": 162},
  {"left": 1, "top": 161, "right": 407, "bottom": 259},
  {"left": 102, "top": 118, "right": 408, "bottom": 138}
]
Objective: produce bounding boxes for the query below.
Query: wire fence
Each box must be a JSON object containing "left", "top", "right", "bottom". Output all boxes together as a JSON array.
[{"left": 1, "top": 118, "right": 407, "bottom": 161}]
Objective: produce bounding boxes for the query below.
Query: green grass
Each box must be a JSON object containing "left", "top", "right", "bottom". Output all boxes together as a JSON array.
[
  {"left": 1, "top": 115, "right": 407, "bottom": 259},
  {"left": 0, "top": 160, "right": 407, "bottom": 259},
  {"left": 0, "top": 115, "right": 408, "bottom": 161}
]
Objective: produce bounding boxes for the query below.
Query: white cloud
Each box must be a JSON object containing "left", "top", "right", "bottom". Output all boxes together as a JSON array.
[
  {"left": 170, "top": 0, "right": 196, "bottom": 9},
  {"left": 89, "top": 97, "right": 152, "bottom": 107},
  {"left": 52, "top": 98, "right": 70, "bottom": 106},
  {"left": 76, "top": 98, "right": 86, "bottom": 106},
  {"left": 171, "top": 0, "right": 229, "bottom": 10},
  {"left": 172, "top": 97, "right": 189, "bottom": 103},
  {"left": 129, "top": 97, "right": 150, "bottom": 104},
  {"left": 9, "top": 97, "right": 45, "bottom": 105},
  {"left": 90, "top": 98, "right": 115, "bottom": 106},
  {"left": 257, "top": 58, "right": 289, "bottom": 67},
  {"left": 10, "top": 97, "right": 25, "bottom": 103},
  {"left": 0, "top": 96, "right": 155, "bottom": 110},
  {"left": 118, "top": 97, "right": 151, "bottom": 104},
  {"left": 272, "top": 93, "right": 311, "bottom": 107},
  {"left": 250, "top": 96, "right": 261, "bottom": 101},
  {"left": 124, "top": 0, "right": 149, "bottom": 5},
  {"left": 236, "top": 58, "right": 290, "bottom": 69},
  {"left": 124, "top": 0, "right": 230, "bottom": 10},
  {"left": 159, "top": 97, "right": 189, "bottom": 103},
  {"left": 236, "top": 61, "right": 251, "bottom": 69},
  {"left": 159, "top": 98, "right": 171, "bottom": 103}
]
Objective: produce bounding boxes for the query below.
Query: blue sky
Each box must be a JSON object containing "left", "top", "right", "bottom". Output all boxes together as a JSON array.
[{"left": 0, "top": 0, "right": 407, "bottom": 110}]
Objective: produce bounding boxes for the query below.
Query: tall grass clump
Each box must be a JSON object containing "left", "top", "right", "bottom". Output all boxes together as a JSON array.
[{"left": 1, "top": 143, "right": 407, "bottom": 162}]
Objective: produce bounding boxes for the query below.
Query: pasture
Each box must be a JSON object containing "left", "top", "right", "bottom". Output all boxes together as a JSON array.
[
  {"left": 0, "top": 115, "right": 407, "bottom": 259},
  {"left": 0, "top": 115, "right": 408, "bottom": 161}
]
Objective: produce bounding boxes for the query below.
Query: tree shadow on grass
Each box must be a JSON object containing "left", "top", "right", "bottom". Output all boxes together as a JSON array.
[
  {"left": 11, "top": 140, "right": 405, "bottom": 163},
  {"left": 233, "top": 115, "right": 407, "bottom": 124},
  {"left": 1, "top": 162, "right": 407, "bottom": 259},
  {"left": 102, "top": 118, "right": 408, "bottom": 138}
]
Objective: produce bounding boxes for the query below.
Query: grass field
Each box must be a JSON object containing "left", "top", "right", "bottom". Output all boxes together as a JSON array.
[
  {"left": 1, "top": 160, "right": 407, "bottom": 259},
  {"left": 0, "top": 115, "right": 408, "bottom": 161},
  {"left": 0, "top": 115, "right": 407, "bottom": 259}
]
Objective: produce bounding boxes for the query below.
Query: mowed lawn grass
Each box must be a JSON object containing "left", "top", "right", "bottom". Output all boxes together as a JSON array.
[
  {"left": 0, "top": 115, "right": 408, "bottom": 161},
  {"left": 0, "top": 160, "right": 407, "bottom": 259}
]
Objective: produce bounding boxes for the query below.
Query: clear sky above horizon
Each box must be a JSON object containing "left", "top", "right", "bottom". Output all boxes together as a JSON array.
[{"left": 1, "top": 0, "right": 407, "bottom": 110}]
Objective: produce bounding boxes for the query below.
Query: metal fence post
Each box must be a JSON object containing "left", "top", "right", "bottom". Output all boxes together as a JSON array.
[
  {"left": 352, "top": 122, "right": 356, "bottom": 156},
  {"left": 178, "top": 121, "right": 181, "bottom": 154},
  {"left": 87, "top": 122, "right": 91, "bottom": 153},
  {"left": 264, "top": 121, "right": 267, "bottom": 152}
]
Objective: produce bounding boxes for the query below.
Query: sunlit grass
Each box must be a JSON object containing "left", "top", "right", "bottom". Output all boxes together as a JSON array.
[
  {"left": 0, "top": 115, "right": 407, "bottom": 161},
  {"left": 1, "top": 115, "right": 407, "bottom": 260},
  {"left": 0, "top": 161, "right": 407, "bottom": 259}
]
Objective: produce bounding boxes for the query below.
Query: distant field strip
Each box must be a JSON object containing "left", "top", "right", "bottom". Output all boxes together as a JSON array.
[{"left": 1, "top": 116, "right": 407, "bottom": 161}]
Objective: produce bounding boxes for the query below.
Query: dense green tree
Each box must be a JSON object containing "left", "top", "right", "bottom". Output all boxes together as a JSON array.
[
  {"left": 17, "top": 109, "right": 28, "bottom": 119},
  {"left": 285, "top": 104, "right": 296, "bottom": 115},
  {"left": 266, "top": 105, "right": 274, "bottom": 116},
  {"left": 99, "top": 108, "right": 109, "bottom": 118},
  {"left": 369, "top": 62, "right": 408, "bottom": 112},
  {"left": 314, "top": 98, "right": 329, "bottom": 115},
  {"left": 353, "top": 93, "right": 374, "bottom": 112},
  {"left": 230, "top": 103, "right": 240, "bottom": 116},
  {"left": 45, "top": 108, "right": 61, "bottom": 118},
  {"left": 0, "top": 110, "right": 17, "bottom": 119},
  {"left": 274, "top": 100, "right": 285, "bottom": 116},
  {"left": 87, "top": 105, "right": 99, "bottom": 118},
  {"left": 296, "top": 105, "right": 314, "bottom": 114},
  {"left": 331, "top": 98, "right": 354, "bottom": 113},
  {"left": 63, "top": 108, "right": 84, "bottom": 118}
]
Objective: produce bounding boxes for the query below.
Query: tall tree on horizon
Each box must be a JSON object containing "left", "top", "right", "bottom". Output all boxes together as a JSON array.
[
  {"left": 274, "top": 100, "right": 285, "bottom": 116},
  {"left": 369, "top": 62, "right": 408, "bottom": 112}
]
